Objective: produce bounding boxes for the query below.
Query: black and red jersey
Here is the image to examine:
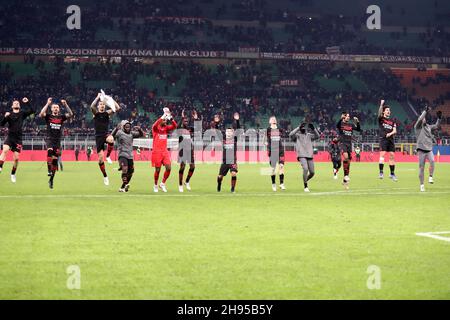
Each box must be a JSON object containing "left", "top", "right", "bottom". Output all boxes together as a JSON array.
[
  {"left": 378, "top": 116, "right": 396, "bottom": 140},
  {"left": 0, "top": 107, "right": 34, "bottom": 142},
  {"left": 94, "top": 112, "right": 110, "bottom": 137},
  {"left": 222, "top": 137, "right": 238, "bottom": 164},
  {"left": 221, "top": 119, "right": 240, "bottom": 164},
  {"left": 336, "top": 119, "right": 361, "bottom": 144},
  {"left": 178, "top": 120, "right": 195, "bottom": 144},
  {"left": 45, "top": 114, "right": 68, "bottom": 145},
  {"left": 266, "top": 127, "right": 284, "bottom": 155}
]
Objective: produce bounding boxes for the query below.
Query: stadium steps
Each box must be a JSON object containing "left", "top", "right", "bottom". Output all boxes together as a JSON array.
[
  {"left": 8, "top": 62, "right": 39, "bottom": 80},
  {"left": 314, "top": 75, "right": 368, "bottom": 93},
  {"left": 391, "top": 68, "right": 450, "bottom": 121}
]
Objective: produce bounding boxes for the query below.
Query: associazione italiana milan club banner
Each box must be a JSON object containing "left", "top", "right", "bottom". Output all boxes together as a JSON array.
[{"left": 1, "top": 47, "right": 449, "bottom": 64}]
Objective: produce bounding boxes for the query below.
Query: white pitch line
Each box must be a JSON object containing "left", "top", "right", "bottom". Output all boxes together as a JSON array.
[
  {"left": 0, "top": 190, "right": 449, "bottom": 199},
  {"left": 416, "top": 232, "right": 450, "bottom": 243}
]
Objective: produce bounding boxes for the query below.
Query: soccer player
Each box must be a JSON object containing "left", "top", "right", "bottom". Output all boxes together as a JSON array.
[
  {"left": 152, "top": 108, "right": 177, "bottom": 192},
  {"left": 177, "top": 109, "right": 199, "bottom": 192},
  {"left": 336, "top": 112, "right": 361, "bottom": 189},
  {"left": 0, "top": 97, "right": 35, "bottom": 183},
  {"left": 328, "top": 136, "right": 341, "bottom": 179},
  {"left": 355, "top": 145, "right": 361, "bottom": 162},
  {"left": 39, "top": 98, "right": 74, "bottom": 189},
  {"left": 414, "top": 106, "right": 442, "bottom": 192},
  {"left": 217, "top": 112, "right": 240, "bottom": 193},
  {"left": 90, "top": 92, "right": 121, "bottom": 186},
  {"left": 378, "top": 100, "right": 398, "bottom": 181},
  {"left": 111, "top": 120, "right": 144, "bottom": 192},
  {"left": 87, "top": 146, "right": 92, "bottom": 161},
  {"left": 289, "top": 122, "right": 320, "bottom": 192},
  {"left": 266, "top": 116, "right": 286, "bottom": 191}
]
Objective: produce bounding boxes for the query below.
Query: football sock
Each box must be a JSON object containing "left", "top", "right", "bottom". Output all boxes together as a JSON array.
[
  {"left": 47, "top": 156, "right": 52, "bottom": 173},
  {"left": 231, "top": 176, "right": 237, "bottom": 191},
  {"left": 186, "top": 168, "right": 195, "bottom": 183},
  {"left": 51, "top": 158, "right": 58, "bottom": 177},
  {"left": 121, "top": 173, "right": 128, "bottom": 188},
  {"left": 99, "top": 162, "right": 107, "bottom": 177},
  {"left": 106, "top": 143, "right": 114, "bottom": 157},
  {"left": 343, "top": 159, "right": 350, "bottom": 176},
  {"left": 217, "top": 176, "right": 223, "bottom": 191},
  {"left": 178, "top": 169, "right": 184, "bottom": 185}
]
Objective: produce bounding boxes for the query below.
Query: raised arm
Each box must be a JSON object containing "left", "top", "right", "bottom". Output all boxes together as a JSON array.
[
  {"left": 429, "top": 111, "right": 442, "bottom": 130},
  {"left": 232, "top": 112, "right": 240, "bottom": 130},
  {"left": 353, "top": 117, "right": 361, "bottom": 132},
  {"left": 378, "top": 99, "right": 385, "bottom": 119},
  {"left": 308, "top": 123, "right": 320, "bottom": 140},
  {"left": 107, "top": 99, "right": 121, "bottom": 116},
  {"left": 152, "top": 117, "right": 164, "bottom": 133},
  {"left": 21, "top": 97, "right": 35, "bottom": 118},
  {"left": 61, "top": 99, "right": 74, "bottom": 119},
  {"left": 90, "top": 93, "right": 100, "bottom": 115},
  {"left": 132, "top": 127, "right": 145, "bottom": 138},
  {"left": 166, "top": 118, "right": 178, "bottom": 132},
  {"left": 415, "top": 110, "right": 427, "bottom": 130},
  {"left": 289, "top": 126, "right": 300, "bottom": 140},
  {"left": 111, "top": 122, "right": 122, "bottom": 138},
  {"left": 39, "top": 97, "right": 52, "bottom": 118}
]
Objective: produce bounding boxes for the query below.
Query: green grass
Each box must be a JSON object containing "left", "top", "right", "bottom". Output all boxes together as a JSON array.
[{"left": 0, "top": 162, "right": 449, "bottom": 300}]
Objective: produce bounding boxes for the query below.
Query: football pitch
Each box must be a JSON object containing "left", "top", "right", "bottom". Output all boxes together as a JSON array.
[{"left": 0, "top": 161, "right": 449, "bottom": 300}]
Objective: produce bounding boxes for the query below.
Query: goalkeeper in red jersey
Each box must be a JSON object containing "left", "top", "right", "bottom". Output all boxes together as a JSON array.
[{"left": 152, "top": 108, "right": 177, "bottom": 192}]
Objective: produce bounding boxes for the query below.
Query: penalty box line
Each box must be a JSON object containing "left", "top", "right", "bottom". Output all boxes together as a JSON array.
[{"left": 416, "top": 231, "right": 450, "bottom": 243}]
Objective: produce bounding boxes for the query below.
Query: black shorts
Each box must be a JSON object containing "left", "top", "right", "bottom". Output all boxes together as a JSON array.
[
  {"left": 219, "top": 163, "right": 238, "bottom": 176},
  {"left": 46, "top": 141, "right": 61, "bottom": 157},
  {"left": 268, "top": 151, "right": 285, "bottom": 168},
  {"left": 380, "top": 138, "right": 395, "bottom": 152},
  {"left": 119, "top": 157, "right": 134, "bottom": 170},
  {"left": 4, "top": 137, "right": 22, "bottom": 153},
  {"left": 332, "top": 157, "right": 341, "bottom": 164},
  {"left": 96, "top": 134, "right": 108, "bottom": 153},
  {"left": 340, "top": 143, "right": 352, "bottom": 157}
]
